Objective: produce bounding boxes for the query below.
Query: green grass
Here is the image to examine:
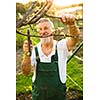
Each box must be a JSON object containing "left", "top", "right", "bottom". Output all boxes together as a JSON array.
[
  {"left": 67, "top": 56, "right": 83, "bottom": 91},
  {"left": 16, "top": 73, "right": 33, "bottom": 94},
  {"left": 16, "top": 56, "right": 83, "bottom": 94}
]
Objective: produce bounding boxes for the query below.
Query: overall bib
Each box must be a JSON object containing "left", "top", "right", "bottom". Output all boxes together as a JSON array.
[{"left": 32, "top": 46, "right": 66, "bottom": 100}]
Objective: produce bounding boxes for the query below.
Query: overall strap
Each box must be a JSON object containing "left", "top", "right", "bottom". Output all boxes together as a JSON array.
[
  {"left": 51, "top": 45, "right": 58, "bottom": 62},
  {"left": 55, "top": 45, "right": 58, "bottom": 58},
  {"left": 35, "top": 46, "right": 40, "bottom": 62}
]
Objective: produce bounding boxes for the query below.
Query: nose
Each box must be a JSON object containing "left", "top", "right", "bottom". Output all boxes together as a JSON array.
[
  {"left": 40, "top": 29, "right": 45, "bottom": 33},
  {"left": 39, "top": 30, "right": 47, "bottom": 36}
]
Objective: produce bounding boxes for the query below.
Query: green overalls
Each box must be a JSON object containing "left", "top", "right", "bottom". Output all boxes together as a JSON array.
[{"left": 32, "top": 46, "right": 66, "bottom": 100}]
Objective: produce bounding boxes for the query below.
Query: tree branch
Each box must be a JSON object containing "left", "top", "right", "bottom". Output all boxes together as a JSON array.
[{"left": 16, "top": 0, "right": 53, "bottom": 28}]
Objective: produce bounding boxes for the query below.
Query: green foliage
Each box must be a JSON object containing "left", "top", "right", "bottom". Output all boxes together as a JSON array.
[
  {"left": 16, "top": 3, "right": 26, "bottom": 14},
  {"left": 16, "top": 25, "right": 40, "bottom": 49},
  {"left": 67, "top": 57, "right": 83, "bottom": 91},
  {"left": 16, "top": 1, "right": 40, "bottom": 21},
  {"left": 16, "top": 34, "right": 25, "bottom": 49},
  {"left": 16, "top": 3, "right": 26, "bottom": 21},
  {"left": 16, "top": 73, "right": 33, "bottom": 94},
  {"left": 24, "top": 1, "right": 33, "bottom": 9}
]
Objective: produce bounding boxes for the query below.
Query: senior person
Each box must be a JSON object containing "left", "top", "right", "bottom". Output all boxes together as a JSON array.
[{"left": 22, "top": 14, "right": 80, "bottom": 100}]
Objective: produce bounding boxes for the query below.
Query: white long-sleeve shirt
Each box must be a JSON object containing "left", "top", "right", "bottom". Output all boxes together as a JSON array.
[{"left": 31, "top": 39, "right": 70, "bottom": 83}]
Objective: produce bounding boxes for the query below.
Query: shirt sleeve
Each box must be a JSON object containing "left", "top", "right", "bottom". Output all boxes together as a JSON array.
[
  {"left": 57, "top": 39, "right": 70, "bottom": 83},
  {"left": 57, "top": 39, "right": 70, "bottom": 58}
]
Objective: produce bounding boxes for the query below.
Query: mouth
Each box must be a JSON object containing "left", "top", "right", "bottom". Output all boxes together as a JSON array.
[{"left": 40, "top": 33, "right": 52, "bottom": 38}]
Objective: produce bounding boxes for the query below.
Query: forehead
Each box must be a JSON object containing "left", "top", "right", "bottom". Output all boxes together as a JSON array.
[{"left": 37, "top": 21, "right": 50, "bottom": 28}]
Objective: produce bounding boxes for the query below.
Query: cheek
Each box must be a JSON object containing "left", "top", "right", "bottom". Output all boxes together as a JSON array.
[
  {"left": 48, "top": 28, "right": 52, "bottom": 33},
  {"left": 39, "top": 32, "right": 41, "bottom": 35},
  {"left": 39, "top": 32, "right": 43, "bottom": 36}
]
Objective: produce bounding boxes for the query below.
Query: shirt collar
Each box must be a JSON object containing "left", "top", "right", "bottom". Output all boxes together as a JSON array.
[{"left": 37, "top": 40, "right": 57, "bottom": 58}]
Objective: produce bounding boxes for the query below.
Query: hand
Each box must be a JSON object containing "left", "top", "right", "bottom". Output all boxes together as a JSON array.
[
  {"left": 61, "top": 14, "right": 76, "bottom": 25},
  {"left": 23, "top": 40, "right": 33, "bottom": 54}
]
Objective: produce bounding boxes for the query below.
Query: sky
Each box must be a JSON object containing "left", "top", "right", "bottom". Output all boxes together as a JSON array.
[{"left": 16, "top": 0, "right": 83, "bottom": 6}]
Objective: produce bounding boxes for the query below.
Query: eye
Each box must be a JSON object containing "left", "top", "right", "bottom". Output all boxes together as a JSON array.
[
  {"left": 37, "top": 28, "right": 41, "bottom": 32},
  {"left": 44, "top": 27, "right": 48, "bottom": 30}
]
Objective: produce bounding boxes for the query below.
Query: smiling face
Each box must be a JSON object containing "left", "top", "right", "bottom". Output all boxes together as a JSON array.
[
  {"left": 38, "top": 21, "right": 52, "bottom": 36},
  {"left": 37, "top": 18, "right": 54, "bottom": 36},
  {"left": 37, "top": 18, "right": 54, "bottom": 44}
]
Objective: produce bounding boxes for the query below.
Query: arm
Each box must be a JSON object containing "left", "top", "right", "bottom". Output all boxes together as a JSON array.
[
  {"left": 61, "top": 14, "right": 80, "bottom": 51},
  {"left": 67, "top": 24, "right": 80, "bottom": 51},
  {"left": 21, "top": 54, "right": 32, "bottom": 75},
  {"left": 21, "top": 40, "right": 34, "bottom": 75}
]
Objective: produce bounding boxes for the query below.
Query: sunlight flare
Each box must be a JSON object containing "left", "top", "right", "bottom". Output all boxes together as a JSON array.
[
  {"left": 16, "top": 0, "right": 83, "bottom": 6},
  {"left": 54, "top": 0, "right": 83, "bottom": 6}
]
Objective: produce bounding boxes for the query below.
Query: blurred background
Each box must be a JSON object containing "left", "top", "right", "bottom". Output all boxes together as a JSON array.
[{"left": 16, "top": 0, "right": 83, "bottom": 100}]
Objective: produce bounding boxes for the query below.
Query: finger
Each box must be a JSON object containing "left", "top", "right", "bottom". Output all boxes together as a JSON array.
[
  {"left": 23, "top": 44, "right": 28, "bottom": 48},
  {"left": 30, "top": 44, "right": 33, "bottom": 47},
  {"left": 61, "top": 15, "right": 66, "bottom": 23},
  {"left": 23, "top": 48, "right": 28, "bottom": 53},
  {"left": 23, "top": 43, "right": 33, "bottom": 48},
  {"left": 23, "top": 43, "right": 28, "bottom": 51},
  {"left": 23, "top": 44, "right": 33, "bottom": 51},
  {"left": 30, "top": 47, "right": 33, "bottom": 51},
  {"left": 70, "top": 14, "right": 76, "bottom": 20},
  {"left": 30, "top": 44, "right": 33, "bottom": 50},
  {"left": 24, "top": 40, "right": 28, "bottom": 44},
  {"left": 66, "top": 14, "right": 76, "bottom": 24}
]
